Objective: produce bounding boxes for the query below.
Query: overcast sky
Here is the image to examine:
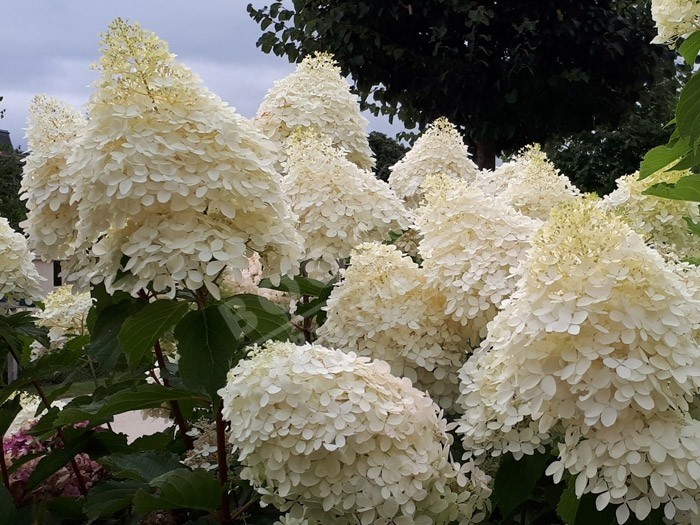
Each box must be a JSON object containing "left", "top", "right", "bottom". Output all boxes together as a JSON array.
[{"left": 1, "top": 1, "right": 400, "bottom": 150}]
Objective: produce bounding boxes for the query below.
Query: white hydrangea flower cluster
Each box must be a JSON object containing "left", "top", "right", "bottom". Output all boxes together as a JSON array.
[
  {"left": 651, "top": 0, "right": 700, "bottom": 44},
  {"left": 388, "top": 117, "right": 479, "bottom": 208},
  {"left": 30, "top": 285, "right": 93, "bottom": 360},
  {"left": 317, "top": 243, "right": 467, "bottom": 411},
  {"left": 457, "top": 201, "right": 700, "bottom": 522},
  {"left": 0, "top": 217, "right": 44, "bottom": 303},
  {"left": 255, "top": 52, "right": 374, "bottom": 172},
  {"left": 63, "top": 19, "right": 301, "bottom": 298},
  {"left": 20, "top": 95, "right": 85, "bottom": 261},
  {"left": 478, "top": 144, "right": 581, "bottom": 221},
  {"left": 416, "top": 174, "right": 541, "bottom": 342},
  {"left": 219, "top": 341, "right": 491, "bottom": 525},
  {"left": 600, "top": 170, "right": 700, "bottom": 261},
  {"left": 283, "top": 131, "right": 411, "bottom": 277}
]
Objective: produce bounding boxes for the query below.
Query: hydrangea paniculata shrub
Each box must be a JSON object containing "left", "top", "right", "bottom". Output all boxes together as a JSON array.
[
  {"left": 219, "top": 340, "right": 491, "bottom": 525},
  {"left": 388, "top": 117, "right": 478, "bottom": 208},
  {"left": 255, "top": 52, "right": 375, "bottom": 172},
  {"left": 457, "top": 201, "right": 700, "bottom": 523},
  {"left": 416, "top": 174, "right": 541, "bottom": 342},
  {"left": 283, "top": 131, "right": 411, "bottom": 277},
  {"left": 65, "top": 19, "right": 302, "bottom": 298},
  {"left": 317, "top": 242, "right": 467, "bottom": 411}
]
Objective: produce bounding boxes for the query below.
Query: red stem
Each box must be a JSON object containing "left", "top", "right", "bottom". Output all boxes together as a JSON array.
[
  {"left": 153, "top": 340, "right": 194, "bottom": 450},
  {"left": 0, "top": 438, "right": 10, "bottom": 491}
]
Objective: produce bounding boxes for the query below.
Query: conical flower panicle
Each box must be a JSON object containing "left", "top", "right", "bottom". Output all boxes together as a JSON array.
[
  {"left": 317, "top": 242, "right": 468, "bottom": 411},
  {"left": 417, "top": 174, "right": 541, "bottom": 342},
  {"left": 21, "top": 95, "right": 85, "bottom": 261},
  {"left": 0, "top": 217, "right": 44, "bottom": 303},
  {"left": 388, "top": 117, "right": 478, "bottom": 208},
  {"left": 69, "top": 19, "right": 302, "bottom": 297},
  {"left": 600, "top": 170, "right": 700, "bottom": 261},
  {"left": 219, "top": 340, "right": 491, "bottom": 525},
  {"left": 457, "top": 201, "right": 700, "bottom": 523},
  {"left": 283, "top": 131, "right": 410, "bottom": 277},
  {"left": 478, "top": 144, "right": 580, "bottom": 221},
  {"left": 255, "top": 52, "right": 374, "bottom": 172}
]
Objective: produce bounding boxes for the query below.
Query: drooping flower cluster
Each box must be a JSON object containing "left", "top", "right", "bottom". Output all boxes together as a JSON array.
[
  {"left": 255, "top": 52, "right": 374, "bottom": 172},
  {"left": 219, "top": 341, "right": 491, "bottom": 525},
  {"left": 388, "top": 118, "right": 479, "bottom": 208},
  {"left": 20, "top": 95, "right": 85, "bottom": 261},
  {"left": 60, "top": 19, "right": 301, "bottom": 298},
  {"left": 317, "top": 243, "right": 467, "bottom": 411},
  {"left": 600, "top": 170, "right": 700, "bottom": 261},
  {"left": 650, "top": 0, "right": 700, "bottom": 44},
  {"left": 417, "top": 174, "right": 541, "bottom": 341},
  {"left": 0, "top": 217, "right": 44, "bottom": 303},
  {"left": 457, "top": 201, "right": 700, "bottom": 522},
  {"left": 283, "top": 131, "right": 411, "bottom": 277},
  {"left": 478, "top": 144, "right": 580, "bottom": 221},
  {"left": 30, "top": 285, "right": 93, "bottom": 360}
]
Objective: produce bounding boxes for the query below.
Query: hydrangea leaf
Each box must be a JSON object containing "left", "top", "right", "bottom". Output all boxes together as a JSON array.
[
  {"left": 118, "top": 299, "right": 190, "bottom": 370},
  {"left": 224, "top": 294, "right": 292, "bottom": 345},
  {"left": 680, "top": 32, "right": 700, "bottom": 66},
  {"left": 639, "top": 135, "right": 688, "bottom": 179},
  {"left": 676, "top": 73, "right": 700, "bottom": 154},
  {"left": 84, "top": 479, "right": 149, "bottom": 523},
  {"left": 258, "top": 275, "right": 327, "bottom": 297},
  {"left": 174, "top": 305, "right": 242, "bottom": 401},
  {"left": 86, "top": 300, "right": 145, "bottom": 371},
  {"left": 0, "top": 397, "right": 21, "bottom": 437},
  {"left": 100, "top": 451, "right": 182, "bottom": 483},
  {"left": 493, "top": 452, "right": 549, "bottom": 517},
  {"left": 132, "top": 468, "right": 221, "bottom": 513}
]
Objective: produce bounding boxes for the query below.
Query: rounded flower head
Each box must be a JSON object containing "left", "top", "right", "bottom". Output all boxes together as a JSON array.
[
  {"left": 69, "top": 19, "right": 302, "bottom": 298},
  {"left": 255, "top": 52, "right": 374, "bottom": 172},
  {"left": 20, "top": 95, "right": 86, "bottom": 261},
  {"left": 457, "top": 201, "right": 700, "bottom": 521},
  {"left": 600, "top": 170, "right": 700, "bottom": 261},
  {"left": 0, "top": 217, "right": 44, "bottom": 303},
  {"left": 478, "top": 144, "right": 581, "bottom": 221},
  {"left": 283, "top": 131, "right": 411, "bottom": 276},
  {"left": 417, "top": 174, "right": 541, "bottom": 341},
  {"left": 651, "top": 0, "right": 700, "bottom": 44},
  {"left": 219, "top": 340, "right": 490, "bottom": 525},
  {"left": 317, "top": 242, "right": 468, "bottom": 411},
  {"left": 388, "top": 118, "right": 478, "bottom": 208}
]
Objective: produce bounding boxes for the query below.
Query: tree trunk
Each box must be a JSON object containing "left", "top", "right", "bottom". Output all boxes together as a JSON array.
[{"left": 475, "top": 141, "right": 496, "bottom": 171}]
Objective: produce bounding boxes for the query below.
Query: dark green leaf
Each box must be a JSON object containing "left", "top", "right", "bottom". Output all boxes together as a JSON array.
[
  {"left": 129, "top": 430, "right": 175, "bottom": 452},
  {"left": 87, "top": 300, "right": 144, "bottom": 370},
  {"left": 259, "top": 275, "right": 326, "bottom": 296},
  {"left": 0, "top": 485, "right": 33, "bottom": 525},
  {"left": 493, "top": 452, "right": 549, "bottom": 517},
  {"left": 0, "top": 397, "right": 21, "bottom": 437},
  {"left": 101, "top": 451, "right": 183, "bottom": 482},
  {"left": 45, "top": 497, "right": 86, "bottom": 521},
  {"left": 225, "top": 294, "right": 292, "bottom": 344},
  {"left": 557, "top": 483, "right": 580, "bottom": 525},
  {"left": 677, "top": 72, "right": 700, "bottom": 153},
  {"left": 85, "top": 479, "right": 148, "bottom": 523},
  {"left": 132, "top": 468, "right": 222, "bottom": 513},
  {"left": 680, "top": 31, "right": 700, "bottom": 65},
  {"left": 175, "top": 305, "right": 242, "bottom": 400},
  {"left": 118, "top": 299, "right": 190, "bottom": 370}
]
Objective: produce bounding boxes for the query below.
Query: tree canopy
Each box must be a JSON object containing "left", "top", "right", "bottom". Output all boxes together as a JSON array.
[{"left": 248, "top": 1, "right": 674, "bottom": 169}]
